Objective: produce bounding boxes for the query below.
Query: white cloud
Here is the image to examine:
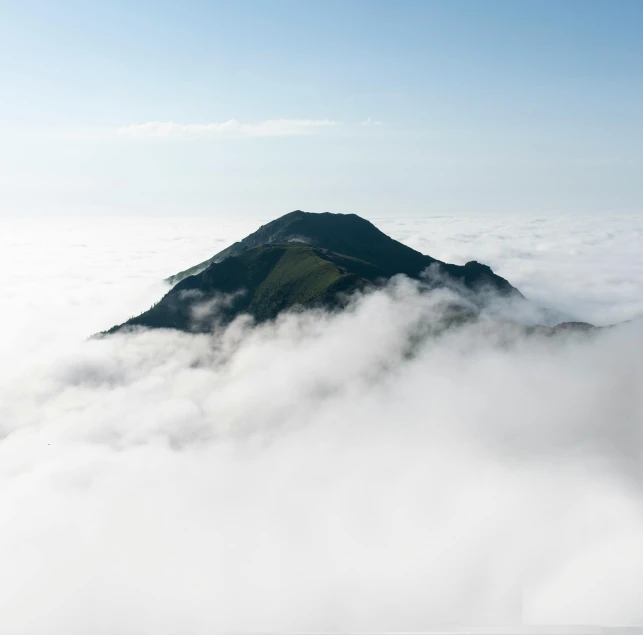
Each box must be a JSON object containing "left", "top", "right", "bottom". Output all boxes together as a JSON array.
[
  {"left": 378, "top": 214, "right": 643, "bottom": 326},
  {"left": 116, "top": 118, "right": 337, "bottom": 139},
  {"left": 1, "top": 215, "right": 643, "bottom": 632},
  {"left": 361, "top": 117, "right": 383, "bottom": 126}
]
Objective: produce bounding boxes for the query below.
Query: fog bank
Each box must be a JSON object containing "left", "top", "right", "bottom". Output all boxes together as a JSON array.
[{"left": 1, "top": 216, "right": 642, "bottom": 633}]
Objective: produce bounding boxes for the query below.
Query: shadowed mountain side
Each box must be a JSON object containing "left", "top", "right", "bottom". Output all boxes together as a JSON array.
[
  {"left": 106, "top": 211, "right": 524, "bottom": 335},
  {"left": 108, "top": 244, "right": 381, "bottom": 333},
  {"left": 166, "top": 210, "right": 431, "bottom": 283},
  {"left": 166, "top": 210, "right": 518, "bottom": 288}
]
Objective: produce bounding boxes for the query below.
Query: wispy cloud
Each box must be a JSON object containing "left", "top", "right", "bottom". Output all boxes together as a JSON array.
[
  {"left": 361, "top": 117, "right": 383, "bottom": 126},
  {"left": 116, "top": 119, "right": 337, "bottom": 139}
]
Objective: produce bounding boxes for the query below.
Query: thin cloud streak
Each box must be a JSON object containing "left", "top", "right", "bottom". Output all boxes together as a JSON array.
[{"left": 116, "top": 118, "right": 337, "bottom": 139}]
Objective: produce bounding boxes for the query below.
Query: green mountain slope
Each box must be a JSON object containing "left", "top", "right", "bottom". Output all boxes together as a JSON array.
[
  {"left": 107, "top": 211, "right": 521, "bottom": 334},
  {"left": 168, "top": 210, "right": 435, "bottom": 283}
]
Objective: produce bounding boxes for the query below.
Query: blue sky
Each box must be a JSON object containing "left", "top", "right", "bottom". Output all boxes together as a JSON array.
[{"left": 1, "top": 0, "right": 642, "bottom": 217}]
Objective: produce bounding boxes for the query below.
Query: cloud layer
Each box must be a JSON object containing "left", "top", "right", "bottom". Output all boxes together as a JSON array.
[
  {"left": 1, "top": 215, "right": 643, "bottom": 633},
  {"left": 379, "top": 214, "right": 643, "bottom": 326}
]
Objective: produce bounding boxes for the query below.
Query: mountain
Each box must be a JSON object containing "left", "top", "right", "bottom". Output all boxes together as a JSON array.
[
  {"left": 167, "top": 210, "right": 432, "bottom": 284},
  {"left": 106, "top": 210, "right": 522, "bottom": 334}
]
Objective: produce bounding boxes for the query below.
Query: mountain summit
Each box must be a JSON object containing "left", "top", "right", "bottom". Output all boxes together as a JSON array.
[{"left": 107, "top": 211, "right": 521, "bottom": 334}]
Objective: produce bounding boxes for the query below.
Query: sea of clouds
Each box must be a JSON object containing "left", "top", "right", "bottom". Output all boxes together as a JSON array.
[{"left": 1, "top": 214, "right": 643, "bottom": 634}]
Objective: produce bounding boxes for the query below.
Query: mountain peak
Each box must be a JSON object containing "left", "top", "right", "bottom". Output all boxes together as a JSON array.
[
  {"left": 167, "top": 210, "right": 422, "bottom": 284},
  {"left": 106, "top": 211, "right": 521, "bottom": 334}
]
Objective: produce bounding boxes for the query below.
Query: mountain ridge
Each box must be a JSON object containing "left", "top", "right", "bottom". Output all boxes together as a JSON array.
[{"left": 166, "top": 210, "right": 436, "bottom": 284}]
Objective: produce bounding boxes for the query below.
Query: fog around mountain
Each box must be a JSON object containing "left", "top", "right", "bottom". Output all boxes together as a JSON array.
[{"left": 1, "top": 214, "right": 643, "bottom": 632}]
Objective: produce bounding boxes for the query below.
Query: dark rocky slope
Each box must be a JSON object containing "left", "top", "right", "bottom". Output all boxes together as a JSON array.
[{"left": 106, "top": 211, "right": 528, "bottom": 334}]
